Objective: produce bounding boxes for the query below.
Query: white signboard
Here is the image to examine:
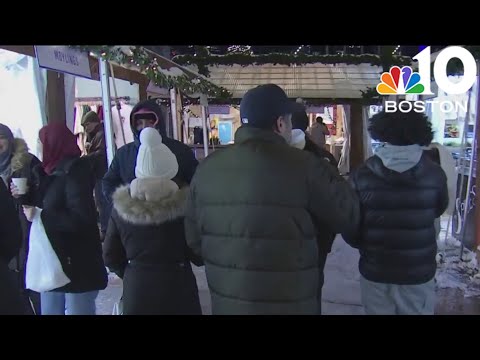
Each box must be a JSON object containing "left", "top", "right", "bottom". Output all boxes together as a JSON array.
[
  {"left": 35, "top": 46, "right": 92, "bottom": 79},
  {"left": 188, "top": 117, "right": 203, "bottom": 127},
  {"left": 146, "top": 81, "right": 169, "bottom": 96}
]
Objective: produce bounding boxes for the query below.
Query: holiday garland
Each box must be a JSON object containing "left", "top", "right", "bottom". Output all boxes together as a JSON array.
[
  {"left": 71, "top": 46, "right": 480, "bottom": 104},
  {"left": 69, "top": 46, "right": 232, "bottom": 101},
  {"left": 173, "top": 49, "right": 413, "bottom": 77}
]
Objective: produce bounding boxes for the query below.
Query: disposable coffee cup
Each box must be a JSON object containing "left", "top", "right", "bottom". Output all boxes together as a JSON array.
[{"left": 12, "top": 178, "right": 28, "bottom": 195}]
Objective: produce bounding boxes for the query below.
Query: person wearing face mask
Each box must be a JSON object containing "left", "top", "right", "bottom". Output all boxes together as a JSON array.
[
  {"left": 184, "top": 84, "right": 360, "bottom": 315},
  {"left": 290, "top": 109, "right": 339, "bottom": 314},
  {"left": 1, "top": 123, "right": 42, "bottom": 314},
  {"left": 102, "top": 99, "right": 199, "bottom": 222},
  {"left": 290, "top": 109, "right": 338, "bottom": 169},
  {"left": 103, "top": 128, "right": 202, "bottom": 315}
]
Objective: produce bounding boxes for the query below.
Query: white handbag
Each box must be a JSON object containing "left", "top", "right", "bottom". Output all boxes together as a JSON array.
[{"left": 25, "top": 208, "right": 71, "bottom": 293}]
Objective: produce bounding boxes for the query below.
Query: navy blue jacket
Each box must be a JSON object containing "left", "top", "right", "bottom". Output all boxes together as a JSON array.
[
  {"left": 344, "top": 154, "right": 448, "bottom": 285},
  {"left": 102, "top": 99, "right": 198, "bottom": 206}
]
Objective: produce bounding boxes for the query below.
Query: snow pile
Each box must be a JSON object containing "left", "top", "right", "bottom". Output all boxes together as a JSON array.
[{"left": 435, "top": 236, "right": 480, "bottom": 298}]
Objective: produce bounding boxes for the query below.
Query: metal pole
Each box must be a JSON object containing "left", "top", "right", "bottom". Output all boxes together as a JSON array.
[
  {"left": 170, "top": 88, "right": 178, "bottom": 140},
  {"left": 201, "top": 105, "right": 209, "bottom": 158},
  {"left": 99, "top": 58, "right": 116, "bottom": 166},
  {"left": 455, "top": 89, "right": 472, "bottom": 238},
  {"left": 460, "top": 77, "right": 479, "bottom": 258}
]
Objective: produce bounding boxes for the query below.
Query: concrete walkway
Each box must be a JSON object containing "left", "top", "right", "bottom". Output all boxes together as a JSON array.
[{"left": 96, "top": 234, "right": 480, "bottom": 315}]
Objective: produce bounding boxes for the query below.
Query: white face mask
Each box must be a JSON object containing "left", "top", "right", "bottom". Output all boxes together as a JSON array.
[{"left": 290, "top": 129, "right": 306, "bottom": 149}]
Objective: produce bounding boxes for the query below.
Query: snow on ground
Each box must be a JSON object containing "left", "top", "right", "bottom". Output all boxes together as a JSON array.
[
  {"left": 435, "top": 216, "right": 480, "bottom": 299},
  {"left": 96, "top": 217, "right": 480, "bottom": 315}
]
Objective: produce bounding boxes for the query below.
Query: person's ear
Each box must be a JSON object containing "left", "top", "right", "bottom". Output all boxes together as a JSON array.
[{"left": 275, "top": 116, "right": 286, "bottom": 132}]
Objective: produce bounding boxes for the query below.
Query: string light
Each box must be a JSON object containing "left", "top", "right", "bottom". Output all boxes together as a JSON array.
[
  {"left": 227, "top": 45, "right": 252, "bottom": 54},
  {"left": 392, "top": 45, "right": 401, "bottom": 55},
  {"left": 294, "top": 45, "right": 304, "bottom": 56}
]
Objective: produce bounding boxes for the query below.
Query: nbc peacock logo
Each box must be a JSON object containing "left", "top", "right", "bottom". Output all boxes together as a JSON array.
[{"left": 376, "top": 66, "right": 425, "bottom": 95}]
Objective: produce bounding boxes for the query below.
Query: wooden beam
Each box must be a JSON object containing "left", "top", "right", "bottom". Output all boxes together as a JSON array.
[
  {"left": 138, "top": 77, "right": 149, "bottom": 101},
  {"left": 46, "top": 70, "right": 66, "bottom": 124},
  {"left": 349, "top": 103, "right": 364, "bottom": 171}
]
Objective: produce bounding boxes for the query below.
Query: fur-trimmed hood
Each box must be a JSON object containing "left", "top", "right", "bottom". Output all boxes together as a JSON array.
[
  {"left": 11, "top": 138, "right": 32, "bottom": 174},
  {"left": 112, "top": 184, "right": 189, "bottom": 225}
]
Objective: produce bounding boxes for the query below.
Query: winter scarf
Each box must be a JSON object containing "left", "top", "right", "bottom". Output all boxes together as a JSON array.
[{"left": 39, "top": 122, "right": 81, "bottom": 175}]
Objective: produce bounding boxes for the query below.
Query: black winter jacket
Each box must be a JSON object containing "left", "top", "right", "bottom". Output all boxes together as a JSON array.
[
  {"left": 31, "top": 157, "right": 108, "bottom": 293},
  {"left": 344, "top": 154, "right": 449, "bottom": 285},
  {"left": 6, "top": 139, "right": 41, "bottom": 277},
  {"left": 0, "top": 180, "right": 26, "bottom": 314},
  {"left": 104, "top": 183, "right": 202, "bottom": 315}
]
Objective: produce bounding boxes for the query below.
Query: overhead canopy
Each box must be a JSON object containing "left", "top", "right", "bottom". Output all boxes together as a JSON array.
[{"left": 193, "top": 63, "right": 383, "bottom": 99}]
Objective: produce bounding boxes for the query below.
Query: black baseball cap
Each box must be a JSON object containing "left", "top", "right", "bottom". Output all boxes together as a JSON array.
[{"left": 240, "top": 84, "right": 304, "bottom": 129}]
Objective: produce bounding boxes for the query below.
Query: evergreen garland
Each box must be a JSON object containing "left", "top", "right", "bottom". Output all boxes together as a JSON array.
[{"left": 69, "top": 45, "right": 232, "bottom": 101}]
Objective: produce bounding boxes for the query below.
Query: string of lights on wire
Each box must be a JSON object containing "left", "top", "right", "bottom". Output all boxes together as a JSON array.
[{"left": 392, "top": 45, "right": 401, "bottom": 55}]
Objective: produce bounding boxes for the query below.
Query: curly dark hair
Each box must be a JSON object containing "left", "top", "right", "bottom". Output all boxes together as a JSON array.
[{"left": 368, "top": 107, "right": 434, "bottom": 146}]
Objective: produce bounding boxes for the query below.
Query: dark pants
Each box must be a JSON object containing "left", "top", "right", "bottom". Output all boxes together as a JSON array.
[
  {"left": 317, "top": 252, "right": 328, "bottom": 315},
  {"left": 9, "top": 268, "right": 41, "bottom": 315},
  {"left": 94, "top": 179, "right": 108, "bottom": 235}
]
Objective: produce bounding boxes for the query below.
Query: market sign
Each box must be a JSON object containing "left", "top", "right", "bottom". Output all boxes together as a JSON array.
[{"left": 34, "top": 46, "right": 92, "bottom": 79}]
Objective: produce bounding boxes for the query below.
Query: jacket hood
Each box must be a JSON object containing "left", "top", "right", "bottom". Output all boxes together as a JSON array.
[
  {"left": 11, "top": 138, "right": 31, "bottom": 174},
  {"left": 374, "top": 143, "right": 424, "bottom": 173},
  {"left": 366, "top": 153, "right": 427, "bottom": 186},
  {"left": 112, "top": 183, "right": 188, "bottom": 225},
  {"left": 130, "top": 99, "right": 167, "bottom": 144},
  {"left": 51, "top": 156, "right": 83, "bottom": 176}
]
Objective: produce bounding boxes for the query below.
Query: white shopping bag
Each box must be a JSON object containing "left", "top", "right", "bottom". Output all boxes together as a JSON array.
[{"left": 25, "top": 208, "right": 71, "bottom": 292}]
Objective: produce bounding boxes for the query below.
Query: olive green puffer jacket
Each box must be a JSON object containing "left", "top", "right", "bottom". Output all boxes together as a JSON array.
[{"left": 185, "top": 127, "right": 359, "bottom": 315}]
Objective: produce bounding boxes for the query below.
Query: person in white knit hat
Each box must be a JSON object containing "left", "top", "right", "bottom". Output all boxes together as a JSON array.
[{"left": 103, "top": 128, "right": 202, "bottom": 315}]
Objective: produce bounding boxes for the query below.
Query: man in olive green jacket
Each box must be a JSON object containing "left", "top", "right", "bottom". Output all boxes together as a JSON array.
[{"left": 185, "top": 84, "right": 360, "bottom": 315}]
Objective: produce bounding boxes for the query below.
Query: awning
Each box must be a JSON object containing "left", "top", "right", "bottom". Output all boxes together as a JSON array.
[{"left": 197, "top": 63, "right": 383, "bottom": 99}]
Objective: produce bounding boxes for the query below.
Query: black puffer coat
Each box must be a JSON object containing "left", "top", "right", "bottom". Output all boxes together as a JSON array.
[
  {"left": 344, "top": 154, "right": 449, "bottom": 285},
  {"left": 104, "top": 182, "right": 202, "bottom": 315},
  {"left": 31, "top": 157, "right": 108, "bottom": 293},
  {"left": 0, "top": 179, "right": 26, "bottom": 314}
]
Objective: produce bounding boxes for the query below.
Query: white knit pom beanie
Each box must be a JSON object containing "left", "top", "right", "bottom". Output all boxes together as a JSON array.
[{"left": 135, "top": 128, "right": 178, "bottom": 180}]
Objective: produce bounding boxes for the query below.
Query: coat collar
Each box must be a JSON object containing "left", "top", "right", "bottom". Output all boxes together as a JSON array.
[{"left": 234, "top": 126, "right": 287, "bottom": 146}]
